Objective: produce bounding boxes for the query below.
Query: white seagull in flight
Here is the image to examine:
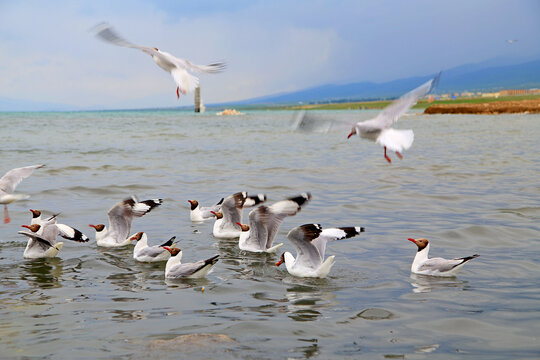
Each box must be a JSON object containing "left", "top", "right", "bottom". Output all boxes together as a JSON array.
[
  {"left": 294, "top": 72, "right": 441, "bottom": 163},
  {"left": 92, "top": 22, "right": 225, "bottom": 99}
]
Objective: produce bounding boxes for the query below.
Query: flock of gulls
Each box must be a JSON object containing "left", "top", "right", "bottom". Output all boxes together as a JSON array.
[{"left": 0, "top": 23, "right": 480, "bottom": 282}]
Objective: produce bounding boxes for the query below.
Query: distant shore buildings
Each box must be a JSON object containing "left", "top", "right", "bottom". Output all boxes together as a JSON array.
[{"left": 433, "top": 88, "right": 540, "bottom": 100}]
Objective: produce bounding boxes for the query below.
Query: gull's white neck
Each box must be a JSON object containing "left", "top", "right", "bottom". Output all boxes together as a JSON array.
[
  {"left": 412, "top": 243, "right": 430, "bottom": 271},
  {"left": 165, "top": 253, "right": 183, "bottom": 275}
]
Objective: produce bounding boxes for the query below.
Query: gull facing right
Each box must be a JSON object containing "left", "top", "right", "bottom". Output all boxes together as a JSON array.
[{"left": 408, "top": 238, "right": 479, "bottom": 276}]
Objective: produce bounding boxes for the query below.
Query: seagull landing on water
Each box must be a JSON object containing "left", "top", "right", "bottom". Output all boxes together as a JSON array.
[
  {"left": 408, "top": 238, "right": 479, "bottom": 277},
  {"left": 92, "top": 22, "right": 226, "bottom": 99},
  {"left": 0, "top": 165, "right": 45, "bottom": 224},
  {"left": 293, "top": 72, "right": 441, "bottom": 163}
]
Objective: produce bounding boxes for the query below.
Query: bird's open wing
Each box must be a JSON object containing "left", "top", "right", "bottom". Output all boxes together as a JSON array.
[
  {"left": 373, "top": 72, "right": 441, "bottom": 128},
  {"left": 92, "top": 22, "right": 158, "bottom": 55},
  {"left": 0, "top": 164, "right": 44, "bottom": 194},
  {"left": 159, "top": 52, "right": 226, "bottom": 74},
  {"left": 292, "top": 111, "right": 354, "bottom": 134}
]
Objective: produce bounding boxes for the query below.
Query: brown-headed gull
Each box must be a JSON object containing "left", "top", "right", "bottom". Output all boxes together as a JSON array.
[
  {"left": 212, "top": 192, "right": 266, "bottom": 239},
  {"left": 408, "top": 238, "right": 479, "bottom": 276},
  {"left": 236, "top": 193, "right": 312, "bottom": 253},
  {"left": 0, "top": 164, "right": 44, "bottom": 223},
  {"left": 276, "top": 224, "right": 365, "bottom": 278},
  {"left": 163, "top": 247, "right": 219, "bottom": 279},
  {"left": 130, "top": 231, "right": 177, "bottom": 262},
  {"left": 19, "top": 223, "right": 89, "bottom": 259},
  {"left": 93, "top": 22, "right": 225, "bottom": 99},
  {"left": 30, "top": 209, "right": 60, "bottom": 227},
  {"left": 294, "top": 72, "right": 440, "bottom": 163},
  {"left": 89, "top": 196, "right": 162, "bottom": 247},
  {"left": 188, "top": 198, "right": 224, "bottom": 222}
]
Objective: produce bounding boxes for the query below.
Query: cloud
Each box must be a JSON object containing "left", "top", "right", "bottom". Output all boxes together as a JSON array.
[{"left": 0, "top": 0, "right": 539, "bottom": 110}]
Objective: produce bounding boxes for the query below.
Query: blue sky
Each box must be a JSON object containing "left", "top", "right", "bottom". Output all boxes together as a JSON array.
[{"left": 0, "top": 0, "right": 538, "bottom": 110}]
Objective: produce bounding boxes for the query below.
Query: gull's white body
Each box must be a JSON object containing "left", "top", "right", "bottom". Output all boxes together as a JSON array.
[
  {"left": 278, "top": 224, "right": 365, "bottom": 278},
  {"left": 238, "top": 193, "right": 311, "bottom": 253},
  {"left": 93, "top": 23, "right": 225, "bottom": 97},
  {"left": 213, "top": 192, "right": 266, "bottom": 239},
  {"left": 132, "top": 232, "right": 176, "bottom": 262},
  {"left": 0, "top": 164, "right": 44, "bottom": 223}
]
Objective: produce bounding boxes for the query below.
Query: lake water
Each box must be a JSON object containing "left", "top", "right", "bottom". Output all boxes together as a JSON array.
[{"left": 0, "top": 110, "right": 539, "bottom": 359}]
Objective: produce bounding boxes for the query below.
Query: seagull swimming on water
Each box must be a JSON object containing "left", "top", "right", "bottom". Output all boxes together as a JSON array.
[
  {"left": 0, "top": 164, "right": 44, "bottom": 224},
  {"left": 92, "top": 22, "right": 225, "bottom": 99},
  {"left": 276, "top": 223, "right": 365, "bottom": 278},
  {"left": 293, "top": 72, "right": 441, "bottom": 163},
  {"left": 408, "top": 238, "right": 479, "bottom": 277}
]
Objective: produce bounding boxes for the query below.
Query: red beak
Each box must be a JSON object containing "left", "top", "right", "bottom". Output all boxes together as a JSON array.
[
  {"left": 347, "top": 130, "right": 355, "bottom": 139},
  {"left": 235, "top": 222, "right": 242, "bottom": 226},
  {"left": 275, "top": 259, "right": 284, "bottom": 267},
  {"left": 408, "top": 238, "right": 416, "bottom": 243},
  {"left": 89, "top": 224, "right": 96, "bottom": 228},
  {"left": 210, "top": 211, "right": 216, "bottom": 216},
  {"left": 21, "top": 225, "right": 31, "bottom": 229},
  {"left": 188, "top": 200, "right": 193, "bottom": 204},
  {"left": 163, "top": 246, "right": 171, "bottom": 252}
]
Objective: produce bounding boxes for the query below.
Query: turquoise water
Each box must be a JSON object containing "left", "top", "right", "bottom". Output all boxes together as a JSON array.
[{"left": 0, "top": 110, "right": 539, "bottom": 359}]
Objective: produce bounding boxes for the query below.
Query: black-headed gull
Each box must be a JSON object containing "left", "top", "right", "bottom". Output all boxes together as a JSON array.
[
  {"left": 0, "top": 164, "right": 44, "bottom": 223},
  {"left": 236, "top": 193, "right": 312, "bottom": 253},
  {"left": 19, "top": 223, "right": 89, "bottom": 259},
  {"left": 89, "top": 196, "right": 162, "bottom": 247},
  {"left": 212, "top": 192, "right": 266, "bottom": 239},
  {"left": 130, "top": 231, "right": 177, "bottom": 262},
  {"left": 188, "top": 198, "right": 224, "bottom": 222},
  {"left": 93, "top": 23, "right": 225, "bottom": 99},
  {"left": 294, "top": 73, "right": 441, "bottom": 163},
  {"left": 408, "top": 238, "right": 479, "bottom": 276},
  {"left": 163, "top": 247, "right": 219, "bottom": 279},
  {"left": 276, "top": 224, "right": 365, "bottom": 278},
  {"left": 30, "top": 209, "right": 60, "bottom": 227}
]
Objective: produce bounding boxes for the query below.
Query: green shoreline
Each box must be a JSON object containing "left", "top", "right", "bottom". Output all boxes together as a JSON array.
[{"left": 236, "top": 94, "right": 540, "bottom": 111}]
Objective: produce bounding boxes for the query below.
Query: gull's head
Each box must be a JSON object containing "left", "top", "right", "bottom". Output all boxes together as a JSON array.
[
  {"left": 163, "top": 246, "right": 181, "bottom": 256},
  {"left": 408, "top": 238, "right": 429, "bottom": 250},
  {"left": 153, "top": 47, "right": 159, "bottom": 51},
  {"left": 275, "top": 252, "right": 286, "bottom": 267},
  {"left": 235, "top": 222, "right": 250, "bottom": 232},
  {"left": 89, "top": 224, "right": 105, "bottom": 232},
  {"left": 347, "top": 127, "right": 357, "bottom": 139},
  {"left": 29, "top": 209, "right": 41, "bottom": 218},
  {"left": 188, "top": 200, "right": 198, "bottom": 210},
  {"left": 130, "top": 232, "right": 144, "bottom": 241},
  {"left": 21, "top": 224, "right": 41, "bottom": 232},
  {"left": 211, "top": 211, "right": 223, "bottom": 219}
]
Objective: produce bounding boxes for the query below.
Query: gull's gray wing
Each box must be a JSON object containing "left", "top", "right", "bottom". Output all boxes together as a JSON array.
[
  {"left": 92, "top": 22, "right": 156, "bottom": 54},
  {"left": 418, "top": 254, "right": 479, "bottom": 273},
  {"left": 167, "top": 255, "right": 219, "bottom": 278},
  {"left": 286, "top": 224, "right": 325, "bottom": 269},
  {"left": 292, "top": 111, "right": 354, "bottom": 134},
  {"left": 246, "top": 207, "right": 270, "bottom": 250},
  {"left": 137, "top": 245, "right": 168, "bottom": 258},
  {"left": 265, "top": 193, "right": 311, "bottom": 248},
  {"left": 220, "top": 192, "right": 247, "bottom": 227},
  {"left": 0, "top": 164, "right": 44, "bottom": 194},
  {"left": 373, "top": 72, "right": 441, "bottom": 128},
  {"left": 107, "top": 198, "right": 134, "bottom": 241},
  {"left": 18, "top": 230, "right": 55, "bottom": 251}
]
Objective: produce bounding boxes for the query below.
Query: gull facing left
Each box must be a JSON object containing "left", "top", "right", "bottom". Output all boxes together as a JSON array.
[
  {"left": 93, "top": 23, "right": 225, "bottom": 99},
  {"left": 408, "top": 238, "right": 479, "bottom": 276}
]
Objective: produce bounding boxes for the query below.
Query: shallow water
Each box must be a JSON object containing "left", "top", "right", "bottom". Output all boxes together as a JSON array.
[{"left": 0, "top": 110, "right": 539, "bottom": 359}]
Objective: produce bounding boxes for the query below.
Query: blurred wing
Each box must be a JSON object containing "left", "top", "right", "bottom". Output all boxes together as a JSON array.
[
  {"left": 375, "top": 72, "right": 441, "bottom": 128},
  {"left": 92, "top": 22, "right": 155, "bottom": 54},
  {"left": 107, "top": 199, "right": 133, "bottom": 240},
  {"left": 311, "top": 226, "right": 364, "bottom": 259},
  {"left": 164, "top": 54, "right": 226, "bottom": 74},
  {"left": 247, "top": 207, "right": 270, "bottom": 250},
  {"left": 0, "top": 164, "right": 44, "bottom": 194},
  {"left": 292, "top": 111, "right": 354, "bottom": 134},
  {"left": 18, "top": 230, "right": 55, "bottom": 251},
  {"left": 287, "top": 224, "right": 324, "bottom": 268}
]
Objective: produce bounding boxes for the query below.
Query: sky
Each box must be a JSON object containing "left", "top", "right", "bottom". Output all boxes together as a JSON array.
[{"left": 0, "top": 0, "right": 539, "bottom": 110}]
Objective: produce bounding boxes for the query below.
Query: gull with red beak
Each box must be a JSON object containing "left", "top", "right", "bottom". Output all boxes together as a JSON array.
[
  {"left": 130, "top": 231, "right": 177, "bottom": 262},
  {"left": 163, "top": 247, "right": 219, "bottom": 279},
  {"left": 188, "top": 198, "right": 224, "bottom": 222},
  {"left": 212, "top": 192, "right": 266, "bottom": 239},
  {"left": 19, "top": 222, "right": 89, "bottom": 259},
  {"left": 93, "top": 23, "right": 225, "bottom": 100},
  {"left": 408, "top": 238, "right": 479, "bottom": 276},
  {"left": 294, "top": 73, "right": 440, "bottom": 163}
]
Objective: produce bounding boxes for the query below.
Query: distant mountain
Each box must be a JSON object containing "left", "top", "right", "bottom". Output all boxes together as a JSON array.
[{"left": 233, "top": 59, "right": 540, "bottom": 105}]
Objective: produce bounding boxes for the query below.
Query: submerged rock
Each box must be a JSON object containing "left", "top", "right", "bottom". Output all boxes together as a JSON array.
[{"left": 148, "top": 333, "right": 235, "bottom": 349}]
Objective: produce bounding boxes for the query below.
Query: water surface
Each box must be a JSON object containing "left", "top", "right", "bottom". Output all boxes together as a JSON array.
[{"left": 0, "top": 110, "right": 539, "bottom": 359}]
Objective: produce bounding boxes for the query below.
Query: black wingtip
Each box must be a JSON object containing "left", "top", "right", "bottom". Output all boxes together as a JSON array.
[
  {"left": 160, "top": 236, "right": 176, "bottom": 247},
  {"left": 205, "top": 254, "right": 220, "bottom": 265},
  {"left": 216, "top": 197, "right": 224, "bottom": 206}
]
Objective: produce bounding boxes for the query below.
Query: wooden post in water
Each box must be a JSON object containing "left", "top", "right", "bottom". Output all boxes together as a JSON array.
[{"left": 194, "top": 86, "right": 201, "bottom": 113}]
